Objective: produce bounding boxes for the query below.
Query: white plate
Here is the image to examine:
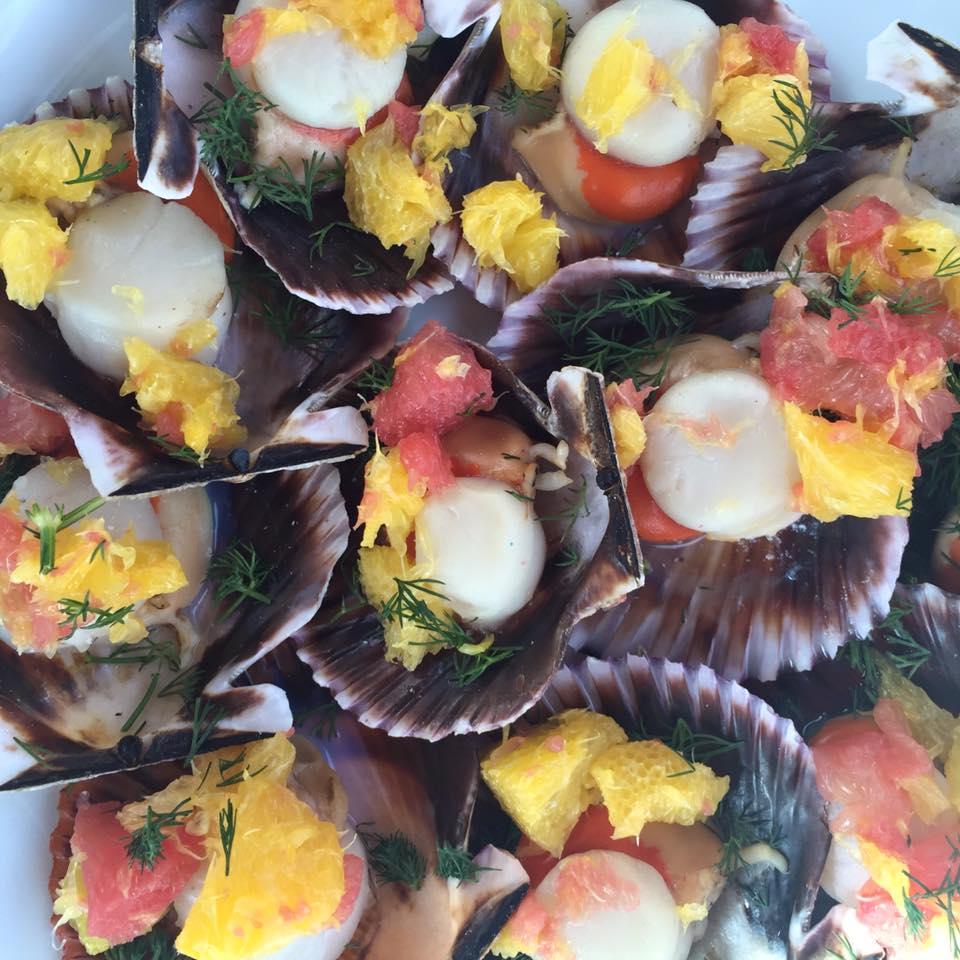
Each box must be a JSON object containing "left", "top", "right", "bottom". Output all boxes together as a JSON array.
[{"left": 1, "top": 3, "right": 959, "bottom": 958}]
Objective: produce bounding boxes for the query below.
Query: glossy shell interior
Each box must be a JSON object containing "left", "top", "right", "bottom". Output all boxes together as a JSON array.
[
  {"left": 515, "top": 654, "right": 831, "bottom": 959},
  {"left": 134, "top": 0, "right": 500, "bottom": 313},
  {"left": 295, "top": 348, "right": 644, "bottom": 740},
  {"left": 431, "top": 0, "right": 832, "bottom": 310},
  {"left": 0, "top": 462, "right": 349, "bottom": 790},
  {"left": 0, "top": 78, "right": 392, "bottom": 496}
]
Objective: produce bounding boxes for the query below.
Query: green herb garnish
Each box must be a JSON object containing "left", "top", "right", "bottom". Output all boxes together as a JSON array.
[
  {"left": 768, "top": 78, "right": 839, "bottom": 171},
  {"left": 63, "top": 140, "right": 130, "bottom": 186},
  {"left": 209, "top": 540, "right": 274, "bottom": 621},
  {"left": 435, "top": 843, "right": 495, "bottom": 885},
  {"left": 219, "top": 798, "right": 237, "bottom": 876},
  {"left": 360, "top": 829, "right": 427, "bottom": 889},
  {"left": 191, "top": 62, "right": 343, "bottom": 219},
  {"left": 24, "top": 495, "right": 104, "bottom": 574},
  {"left": 493, "top": 80, "right": 553, "bottom": 117},
  {"left": 126, "top": 799, "right": 193, "bottom": 871},
  {"left": 58, "top": 593, "right": 135, "bottom": 641},
  {"left": 544, "top": 281, "right": 693, "bottom": 388}
]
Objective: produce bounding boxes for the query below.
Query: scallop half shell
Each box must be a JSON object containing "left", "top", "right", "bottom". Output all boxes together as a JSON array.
[
  {"left": 491, "top": 257, "right": 908, "bottom": 681},
  {"left": 295, "top": 350, "right": 643, "bottom": 740},
  {"left": 48, "top": 672, "right": 528, "bottom": 960},
  {"left": 0, "top": 462, "right": 349, "bottom": 790},
  {"left": 2, "top": 79, "right": 393, "bottom": 496},
  {"left": 431, "top": 0, "right": 831, "bottom": 310},
  {"left": 683, "top": 24, "right": 960, "bottom": 271},
  {"left": 134, "top": 1, "right": 499, "bottom": 312},
  {"left": 512, "top": 654, "right": 831, "bottom": 959}
]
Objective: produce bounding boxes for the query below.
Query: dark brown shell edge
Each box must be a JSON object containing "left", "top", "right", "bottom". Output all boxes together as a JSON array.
[
  {"left": 294, "top": 349, "right": 643, "bottom": 740},
  {"left": 133, "top": 0, "right": 481, "bottom": 314},
  {"left": 6, "top": 79, "right": 402, "bottom": 495},
  {"left": 430, "top": 0, "right": 832, "bottom": 310},
  {"left": 867, "top": 21, "right": 960, "bottom": 115},
  {"left": 527, "top": 654, "right": 831, "bottom": 958},
  {"left": 0, "top": 463, "right": 350, "bottom": 790},
  {"left": 134, "top": 0, "right": 200, "bottom": 198},
  {"left": 491, "top": 258, "right": 909, "bottom": 681}
]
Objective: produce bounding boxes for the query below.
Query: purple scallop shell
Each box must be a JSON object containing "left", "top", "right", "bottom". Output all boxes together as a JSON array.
[
  {"left": 431, "top": 0, "right": 832, "bottom": 310},
  {"left": 0, "top": 462, "right": 349, "bottom": 790},
  {"left": 295, "top": 350, "right": 643, "bottom": 740},
  {"left": 518, "top": 654, "right": 831, "bottom": 958}
]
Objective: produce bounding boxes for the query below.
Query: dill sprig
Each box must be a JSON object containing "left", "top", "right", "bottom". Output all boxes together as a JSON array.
[
  {"left": 209, "top": 540, "right": 275, "bottom": 621},
  {"left": 360, "top": 828, "right": 427, "bottom": 889},
  {"left": 13, "top": 737, "right": 49, "bottom": 765},
  {"left": 310, "top": 700, "right": 341, "bottom": 740},
  {"left": 58, "top": 593, "right": 135, "bottom": 641},
  {"left": 825, "top": 932, "right": 858, "bottom": 960},
  {"left": 451, "top": 645, "right": 521, "bottom": 687},
  {"left": 493, "top": 80, "right": 553, "bottom": 117},
  {"left": 352, "top": 257, "right": 375, "bottom": 278},
  {"left": 379, "top": 578, "right": 520, "bottom": 686},
  {"left": 219, "top": 799, "right": 238, "bottom": 876},
  {"left": 903, "top": 834, "right": 960, "bottom": 957},
  {"left": 630, "top": 717, "right": 741, "bottom": 775},
  {"left": 740, "top": 246, "right": 771, "bottom": 271},
  {"left": 544, "top": 281, "right": 693, "bottom": 388},
  {"left": 63, "top": 140, "right": 130, "bottom": 186},
  {"left": 252, "top": 285, "right": 335, "bottom": 354},
  {"left": 185, "top": 698, "right": 226, "bottom": 767},
  {"left": 0, "top": 453, "right": 32, "bottom": 502},
  {"left": 351, "top": 358, "right": 395, "bottom": 400},
  {"left": 768, "top": 78, "right": 839, "bottom": 171},
  {"left": 802, "top": 263, "right": 867, "bottom": 327},
  {"left": 710, "top": 799, "right": 783, "bottom": 877},
  {"left": 839, "top": 604, "right": 930, "bottom": 708},
  {"left": 86, "top": 635, "right": 181, "bottom": 671},
  {"left": 215, "top": 748, "right": 267, "bottom": 787},
  {"left": 148, "top": 435, "right": 204, "bottom": 464},
  {"left": 104, "top": 929, "right": 183, "bottom": 960},
  {"left": 24, "top": 495, "right": 104, "bottom": 574},
  {"left": 310, "top": 220, "right": 358, "bottom": 261},
  {"left": 435, "top": 844, "right": 495, "bottom": 885},
  {"left": 904, "top": 889, "right": 927, "bottom": 941},
  {"left": 554, "top": 544, "right": 580, "bottom": 567},
  {"left": 935, "top": 246, "right": 960, "bottom": 279},
  {"left": 888, "top": 115, "right": 918, "bottom": 142},
  {"left": 126, "top": 798, "right": 193, "bottom": 871},
  {"left": 191, "top": 61, "right": 342, "bottom": 219}
]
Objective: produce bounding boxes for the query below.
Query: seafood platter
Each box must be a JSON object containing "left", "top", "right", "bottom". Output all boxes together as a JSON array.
[{"left": 2, "top": 1, "right": 960, "bottom": 957}]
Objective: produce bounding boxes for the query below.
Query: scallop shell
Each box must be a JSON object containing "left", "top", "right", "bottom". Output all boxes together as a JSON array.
[
  {"left": 295, "top": 352, "right": 643, "bottom": 740},
  {"left": 511, "top": 654, "right": 831, "bottom": 959},
  {"left": 683, "top": 24, "right": 960, "bottom": 271},
  {"left": 744, "top": 586, "right": 960, "bottom": 960},
  {"left": 490, "top": 257, "right": 908, "bottom": 681},
  {"left": 47, "top": 679, "right": 528, "bottom": 960},
  {"left": 431, "top": 0, "right": 832, "bottom": 310},
  {"left": 134, "top": 1, "right": 498, "bottom": 313},
  {"left": 2, "top": 79, "right": 395, "bottom": 496},
  {"left": 0, "top": 462, "right": 349, "bottom": 790}
]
